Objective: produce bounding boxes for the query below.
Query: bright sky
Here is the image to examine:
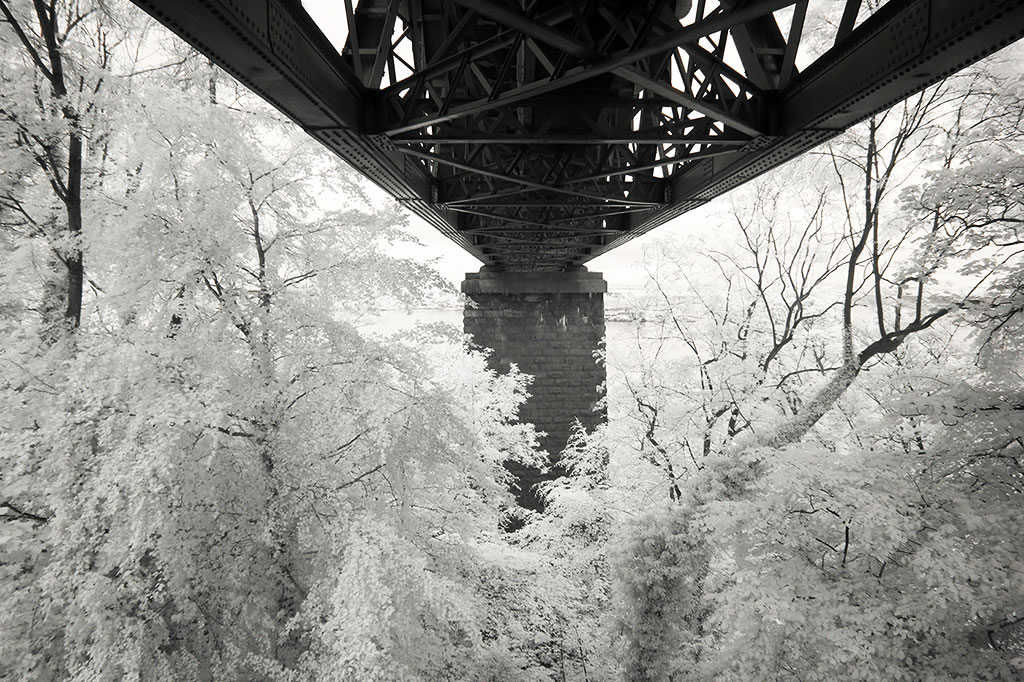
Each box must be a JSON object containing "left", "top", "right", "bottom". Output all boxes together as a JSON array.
[
  {"left": 393, "top": 205, "right": 721, "bottom": 295},
  {"left": 299, "top": 0, "right": 754, "bottom": 294},
  {"left": 355, "top": 167, "right": 716, "bottom": 295}
]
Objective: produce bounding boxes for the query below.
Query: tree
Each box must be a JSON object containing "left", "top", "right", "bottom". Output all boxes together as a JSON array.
[
  {"left": 609, "top": 175, "right": 844, "bottom": 503},
  {"left": 0, "top": 0, "right": 124, "bottom": 338},
  {"left": 1, "top": 2, "right": 553, "bottom": 679},
  {"left": 603, "top": 45, "right": 1024, "bottom": 681}
]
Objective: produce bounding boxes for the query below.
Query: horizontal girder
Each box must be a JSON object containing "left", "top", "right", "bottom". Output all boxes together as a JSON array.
[{"left": 128, "top": 0, "right": 1024, "bottom": 271}]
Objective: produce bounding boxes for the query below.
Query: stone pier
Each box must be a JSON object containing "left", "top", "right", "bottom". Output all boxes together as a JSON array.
[{"left": 462, "top": 267, "right": 607, "bottom": 510}]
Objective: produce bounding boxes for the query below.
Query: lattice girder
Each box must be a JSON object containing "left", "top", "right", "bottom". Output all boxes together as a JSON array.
[{"left": 128, "top": 0, "right": 1024, "bottom": 271}]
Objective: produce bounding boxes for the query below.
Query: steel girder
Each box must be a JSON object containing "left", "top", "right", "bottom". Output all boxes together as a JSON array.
[{"left": 128, "top": 0, "right": 1024, "bottom": 271}]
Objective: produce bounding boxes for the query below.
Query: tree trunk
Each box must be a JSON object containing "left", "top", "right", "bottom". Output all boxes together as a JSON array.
[{"left": 64, "top": 130, "right": 83, "bottom": 327}]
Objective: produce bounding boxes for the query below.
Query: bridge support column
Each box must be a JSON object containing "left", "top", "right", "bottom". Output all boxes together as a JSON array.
[{"left": 462, "top": 267, "right": 607, "bottom": 511}]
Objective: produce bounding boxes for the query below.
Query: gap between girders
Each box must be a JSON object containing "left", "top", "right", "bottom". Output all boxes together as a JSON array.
[
  {"left": 402, "top": 148, "right": 664, "bottom": 207},
  {"left": 379, "top": 0, "right": 793, "bottom": 137}
]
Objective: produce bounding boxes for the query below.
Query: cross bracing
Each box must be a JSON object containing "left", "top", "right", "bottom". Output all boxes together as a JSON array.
[{"left": 130, "top": 0, "right": 1024, "bottom": 271}]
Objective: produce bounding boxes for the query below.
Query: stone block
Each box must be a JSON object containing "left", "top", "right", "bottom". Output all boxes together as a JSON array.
[{"left": 462, "top": 267, "right": 608, "bottom": 513}]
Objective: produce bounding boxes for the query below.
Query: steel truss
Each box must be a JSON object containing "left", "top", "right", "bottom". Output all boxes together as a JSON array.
[{"left": 129, "top": 0, "right": 1024, "bottom": 271}]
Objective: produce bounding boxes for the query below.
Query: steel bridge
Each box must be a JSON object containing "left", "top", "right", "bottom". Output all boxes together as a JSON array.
[
  {"left": 129, "top": 0, "right": 1024, "bottom": 273},
  {"left": 127, "top": 0, "right": 1023, "bottom": 505}
]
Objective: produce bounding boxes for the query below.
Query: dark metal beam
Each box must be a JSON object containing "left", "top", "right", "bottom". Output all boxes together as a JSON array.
[
  {"left": 613, "top": 66, "right": 763, "bottom": 136},
  {"left": 593, "top": 0, "right": 1024, "bottom": 262},
  {"left": 783, "top": 0, "right": 1024, "bottom": 133},
  {"left": 391, "top": 133, "right": 749, "bottom": 144},
  {"left": 446, "top": 201, "right": 652, "bottom": 208},
  {"left": 835, "top": 0, "right": 862, "bottom": 45},
  {"left": 378, "top": 5, "right": 576, "bottom": 96},
  {"left": 401, "top": 148, "right": 664, "bottom": 206},
  {"left": 451, "top": 0, "right": 597, "bottom": 60},
  {"left": 129, "top": 0, "right": 1024, "bottom": 272},
  {"left": 380, "top": 0, "right": 795, "bottom": 135},
  {"left": 126, "top": 0, "right": 484, "bottom": 262}
]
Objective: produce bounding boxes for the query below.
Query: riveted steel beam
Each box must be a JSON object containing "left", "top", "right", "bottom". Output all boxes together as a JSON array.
[
  {"left": 129, "top": 0, "right": 1024, "bottom": 272},
  {"left": 592, "top": 0, "right": 1024, "bottom": 262},
  {"left": 126, "top": 0, "right": 485, "bottom": 261}
]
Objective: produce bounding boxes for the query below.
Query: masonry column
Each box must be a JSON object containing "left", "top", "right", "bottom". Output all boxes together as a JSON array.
[{"left": 462, "top": 266, "right": 607, "bottom": 511}]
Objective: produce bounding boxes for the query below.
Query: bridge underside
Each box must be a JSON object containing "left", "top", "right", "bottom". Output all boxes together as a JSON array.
[
  {"left": 130, "top": 0, "right": 1024, "bottom": 272},
  {"left": 127, "top": 0, "right": 1024, "bottom": 503}
]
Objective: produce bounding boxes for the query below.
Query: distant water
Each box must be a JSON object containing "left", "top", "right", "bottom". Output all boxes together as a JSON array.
[
  {"left": 364, "top": 308, "right": 654, "bottom": 417},
  {"left": 361, "top": 308, "right": 462, "bottom": 336},
  {"left": 363, "top": 307, "right": 639, "bottom": 345}
]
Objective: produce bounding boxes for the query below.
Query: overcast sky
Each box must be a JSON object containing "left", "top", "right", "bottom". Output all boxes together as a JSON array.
[{"left": 394, "top": 204, "right": 721, "bottom": 295}]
